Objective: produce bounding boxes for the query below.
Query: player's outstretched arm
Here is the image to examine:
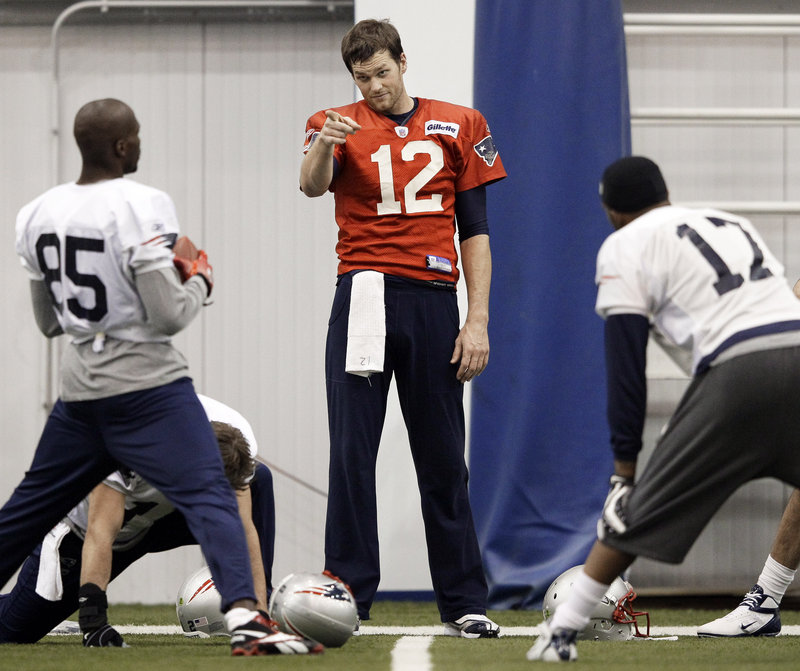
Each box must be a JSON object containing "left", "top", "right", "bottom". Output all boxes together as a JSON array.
[
  {"left": 81, "top": 483, "right": 125, "bottom": 591},
  {"left": 236, "top": 487, "right": 269, "bottom": 610},
  {"left": 299, "top": 110, "right": 360, "bottom": 197},
  {"left": 79, "top": 483, "right": 128, "bottom": 647}
]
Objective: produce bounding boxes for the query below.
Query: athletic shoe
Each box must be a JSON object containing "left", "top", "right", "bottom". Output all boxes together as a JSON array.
[
  {"left": 697, "top": 584, "right": 781, "bottom": 637},
  {"left": 82, "top": 623, "right": 128, "bottom": 647},
  {"left": 230, "top": 612, "right": 323, "bottom": 656},
  {"left": 526, "top": 623, "right": 577, "bottom": 662},
  {"left": 443, "top": 614, "right": 500, "bottom": 638}
]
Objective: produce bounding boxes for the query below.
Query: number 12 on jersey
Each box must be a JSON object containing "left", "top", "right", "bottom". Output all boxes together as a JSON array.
[{"left": 370, "top": 141, "right": 444, "bottom": 216}]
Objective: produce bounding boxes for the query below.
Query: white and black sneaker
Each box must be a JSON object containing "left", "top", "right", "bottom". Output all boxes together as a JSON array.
[
  {"left": 697, "top": 584, "right": 781, "bottom": 637},
  {"left": 526, "top": 623, "right": 577, "bottom": 662},
  {"left": 443, "top": 614, "right": 500, "bottom": 638},
  {"left": 230, "top": 612, "right": 323, "bottom": 656}
]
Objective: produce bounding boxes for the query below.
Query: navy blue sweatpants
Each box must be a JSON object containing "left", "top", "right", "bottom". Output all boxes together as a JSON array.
[
  {"left": 323, "top": 272, "right": 488, "bottom": 622},
  {"left": 0, "top": 378, "right": 255, "bottom": 611}
]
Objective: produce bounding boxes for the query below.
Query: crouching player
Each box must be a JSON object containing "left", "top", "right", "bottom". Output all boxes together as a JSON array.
[{"left": 0, "top": 395, "right": 278, "bottom": 647}]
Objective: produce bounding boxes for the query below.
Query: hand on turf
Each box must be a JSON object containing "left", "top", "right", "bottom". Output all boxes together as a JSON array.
[{"left": 82, "top": 623, "right": 128, "bottom": 647}]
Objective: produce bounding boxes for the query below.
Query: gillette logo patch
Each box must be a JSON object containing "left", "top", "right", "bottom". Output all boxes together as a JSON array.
[{"left": 425, "top": 121, "right": 460, "bottom": 138}]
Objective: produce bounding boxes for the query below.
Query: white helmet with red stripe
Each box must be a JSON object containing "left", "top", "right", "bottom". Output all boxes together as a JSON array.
[
  {"left": 176, "top": 565, "right": 226, "bottom": 637},
  {"left": 268, "top": 571, "right": 358, "bottom": 647},
  {"left": 542, "top": 565, "right": 650, "bottom": 641}
]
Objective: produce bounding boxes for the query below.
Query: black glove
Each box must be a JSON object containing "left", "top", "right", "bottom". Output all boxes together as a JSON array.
[
  {"left": 82, "top": 623, "right": 128, "bottom": 647},
  {"left": 597, "top": 474, "right": 634, "bottom": 540}
]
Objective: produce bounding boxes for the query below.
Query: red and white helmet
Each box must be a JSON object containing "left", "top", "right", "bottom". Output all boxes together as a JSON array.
[
  {"left": 268, "top": 571, "right": 358, "bottom": 647},
  {"left": 542, "top": 565, "right": 650, "bottom": 640},
  {"left": 176, "top": 565, "right": 226, "bottom": 638}
]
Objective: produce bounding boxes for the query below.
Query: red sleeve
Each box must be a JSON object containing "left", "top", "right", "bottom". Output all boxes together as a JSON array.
[
  {"left": 303, "top": 110, "right": 346, "bottom": 165},
  {"left": 455, "top": 109, "right": 506, "bottom": 192}
]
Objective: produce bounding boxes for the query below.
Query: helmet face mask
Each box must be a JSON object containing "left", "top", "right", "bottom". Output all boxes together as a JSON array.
[
  {"left": 176, "top": 565, "right": 227, "bottom": 638},
  {"left": 269, "top": 570, "right": 358, "bottom": 647},
  {"left": 542, "top": 565, "right": 650, "bottom": 641},
  {"left": 609, "top": 583, "right": 651, "bottom": 638}
]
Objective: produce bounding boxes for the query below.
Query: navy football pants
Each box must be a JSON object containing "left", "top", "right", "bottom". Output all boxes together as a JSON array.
[
  {"left": 323, "top": 273, "right": 489, "bottom": 622},
  {"left": 0, "top": 462, "right": 275, "bottom": 644},
  {"left": 0, "top": 378, "right": 255, "bottom": 612}
]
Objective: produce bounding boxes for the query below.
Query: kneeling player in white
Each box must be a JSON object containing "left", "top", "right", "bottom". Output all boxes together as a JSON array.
[{"left": 0, "top": 396, "right": 294, "bottom": 651}]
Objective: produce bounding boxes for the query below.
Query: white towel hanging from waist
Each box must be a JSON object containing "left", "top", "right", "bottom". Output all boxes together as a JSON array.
[
  {"left": 35, "top": 521, "right": 72, "bottom": 601},
  {"left": 345, "top": 271, "right": 386, "bottom": 377}
]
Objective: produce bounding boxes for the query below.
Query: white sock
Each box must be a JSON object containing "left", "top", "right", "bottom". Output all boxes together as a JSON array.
[
  {"left": 224, "top": 607, "right": 258, "bottom": 632},
  {"left": 757, "top": 555, "right": 796, "bottom": 604},
  {"left": 549, "top": 570, "right": 608, "bottom": 633}
]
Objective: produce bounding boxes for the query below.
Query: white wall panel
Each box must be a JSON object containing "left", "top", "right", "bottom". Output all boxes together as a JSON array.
[{"left": 0, "top": 25, "right": 57, "bottom": 592}]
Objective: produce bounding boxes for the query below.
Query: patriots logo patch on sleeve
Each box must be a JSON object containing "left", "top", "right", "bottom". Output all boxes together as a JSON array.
[{"left": 473, "top": 135, "right": 499, "bottom": 166}]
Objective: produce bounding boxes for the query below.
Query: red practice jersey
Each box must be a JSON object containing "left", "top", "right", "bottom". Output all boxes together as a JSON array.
[{"left": 304, "top": 98, "right": 506, "bottom": 283}]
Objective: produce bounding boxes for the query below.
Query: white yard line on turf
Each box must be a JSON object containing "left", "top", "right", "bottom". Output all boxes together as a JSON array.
[
  {"left": 51, "top": 624, "right": 800, "bottom": 637},
  {"left": 391, "top": 635, "right": 433, "bottom": 671}
]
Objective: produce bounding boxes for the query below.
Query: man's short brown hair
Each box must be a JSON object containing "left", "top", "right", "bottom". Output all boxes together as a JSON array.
[
  {"left": 341, "top": 18, "right": 403, "bottom": 74},
  {"left": 211, "top": 421, "right": 255, "bottom": 491}
]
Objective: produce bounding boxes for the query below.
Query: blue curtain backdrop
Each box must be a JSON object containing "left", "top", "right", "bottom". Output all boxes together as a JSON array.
[{"left": 470, "top": 0, "right": 631, "bottom": 609}]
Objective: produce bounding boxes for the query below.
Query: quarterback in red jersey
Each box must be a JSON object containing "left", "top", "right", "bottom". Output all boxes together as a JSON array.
[
  {"left": 300, "top": 18, "right": 506, "bottom": 639},
  {"left": 303, "top": 98, "right": 504, "bottom": 283}
]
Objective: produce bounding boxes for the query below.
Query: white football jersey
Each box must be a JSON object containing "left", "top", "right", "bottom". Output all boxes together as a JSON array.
[
  {"left": 65, "top": 395, "right": 258, "bottom": 549},
  {"left": 197, "top": 393, "right": 259, "bottom": 464},
  {"left": 15, "top": 178, "right": 178, "bottom": 344},
  {"left": 596, "top": 206, "right": 800, "bottom": 374}
]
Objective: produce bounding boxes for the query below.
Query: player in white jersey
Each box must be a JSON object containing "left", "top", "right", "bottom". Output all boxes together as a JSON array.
[
  {"left": 72, "top": 394, "right": 272, "bottom": 646},
  {"left": 528, "top": 156, "right": 800, "bottom": 663},
  {"left": 4, "top": 99, "right": 317, "bottom": 655}
]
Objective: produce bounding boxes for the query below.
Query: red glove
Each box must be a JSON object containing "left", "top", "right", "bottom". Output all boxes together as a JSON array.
[{"left": 173, "top": 236, "right": 214, "bottom": 296}]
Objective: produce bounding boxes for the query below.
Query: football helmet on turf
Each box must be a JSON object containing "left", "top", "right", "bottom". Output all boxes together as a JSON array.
[
  {"left": 542, "top": 565, "right": 650, "bottom": 640},
  {"left": 176, "top": 565, "right": 226, "bottom": 637},
  {"left": 268, "top": 571, "right": 358, "bottom": 647}
]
